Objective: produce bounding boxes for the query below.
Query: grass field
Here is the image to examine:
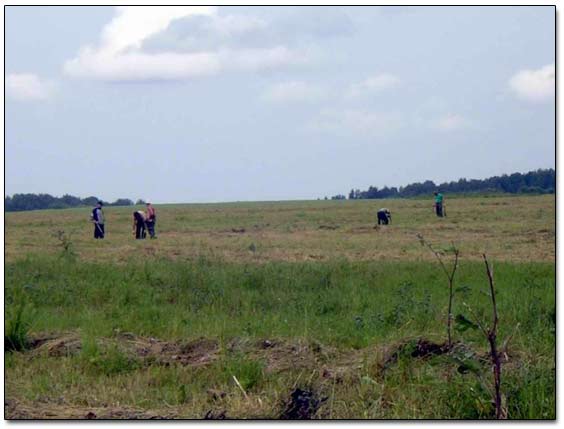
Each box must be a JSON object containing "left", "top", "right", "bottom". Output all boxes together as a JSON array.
[{"left": 4, "top": 194, "right": 555, "bottom": 419}]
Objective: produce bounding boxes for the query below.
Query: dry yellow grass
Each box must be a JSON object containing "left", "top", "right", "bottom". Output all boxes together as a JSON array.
[{"left": 5, "top": 194, "right": 554, "bottom": 264}]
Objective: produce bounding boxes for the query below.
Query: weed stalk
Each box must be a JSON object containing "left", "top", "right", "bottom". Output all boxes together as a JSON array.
[{"left": 417, "top": 234, "right": 459, "bottom": 349}]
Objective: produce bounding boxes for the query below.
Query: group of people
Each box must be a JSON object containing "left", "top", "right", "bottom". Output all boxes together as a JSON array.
[
  {"left": 91, "top": 192, "right": 445, "bottom": 239},
  {"left": 90, "top": 201, "right": 157, "bottom": 239},
  {"left": 377, "top": 191, "right": 445, "bottom": 225},
  {"left": 133, "top": 204, "right": 157, "bottom": 239}
]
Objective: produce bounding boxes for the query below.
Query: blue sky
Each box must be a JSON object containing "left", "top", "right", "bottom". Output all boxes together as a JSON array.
[{"left": 6, "top": 6, "right": 555, "bottom": 203}]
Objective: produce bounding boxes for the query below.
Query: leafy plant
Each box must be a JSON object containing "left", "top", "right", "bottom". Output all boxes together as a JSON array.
[{"left": 454, "top": 314, "right": 480, "bottom": 332}]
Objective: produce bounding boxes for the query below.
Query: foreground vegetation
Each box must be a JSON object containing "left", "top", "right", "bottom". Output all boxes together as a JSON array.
[{"left": 4, "top": 195, "right": 555, "bottom": 419}]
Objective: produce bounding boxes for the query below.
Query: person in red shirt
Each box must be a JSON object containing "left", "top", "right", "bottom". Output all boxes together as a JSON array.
[{"left": 145, "top": 202, "right": 157, "bottom": 239}]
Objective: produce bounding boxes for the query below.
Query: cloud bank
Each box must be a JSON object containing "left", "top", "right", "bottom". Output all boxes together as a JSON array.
[{"left": 63, "top": 6, "right": 307, "bottom": 81}]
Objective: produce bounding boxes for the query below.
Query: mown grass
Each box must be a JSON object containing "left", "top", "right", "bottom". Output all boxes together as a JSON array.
[
  {"left": 4, "top": 194, "right": 555, "bottom": 264},
  {"left": 5, "top": 254, "right": 555, "bottom": 419}
]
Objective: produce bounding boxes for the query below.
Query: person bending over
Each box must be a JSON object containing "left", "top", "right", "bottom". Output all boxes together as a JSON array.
[
  {"left": 133, "top": 210, "right": 147, "bottom": 239},
  {"left": 377, "top": 208, "right": 391, "bottom": 225}
]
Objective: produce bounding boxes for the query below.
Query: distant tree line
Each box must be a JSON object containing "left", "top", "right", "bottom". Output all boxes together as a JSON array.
[
  {"left": 337, "top": 168, "right": 555, "bottom": 200},
  {"left": 4, "top": 194, "right": 145, "bottom": 212}
]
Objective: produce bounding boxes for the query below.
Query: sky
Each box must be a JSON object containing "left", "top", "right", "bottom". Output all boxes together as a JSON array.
[{"left": 6, "top": 6, "right": 555, "bottom": 203}]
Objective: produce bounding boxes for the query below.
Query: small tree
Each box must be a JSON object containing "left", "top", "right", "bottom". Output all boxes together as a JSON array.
[
  {"left": 461, "top": 255, "right": 507, "bottom": 419},
  {"left": 417, "top": 234, "right": 459, "bottom": 349}
]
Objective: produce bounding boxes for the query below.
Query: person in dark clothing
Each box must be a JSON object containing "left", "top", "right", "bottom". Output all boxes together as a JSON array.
[
  {"left": 133, "top": 210, "right": 147, "bottom": 239},
  {"left": 91, "top": 201, "right": 105, "bottom": 239},
  {"left": 377, "top": 208, "right": 391, "bottom": 225},
  {"left": 145, "top": 202, "right": 157, "bottom": 239}
]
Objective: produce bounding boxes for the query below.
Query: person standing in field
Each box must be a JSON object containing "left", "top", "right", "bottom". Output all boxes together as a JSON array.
[
  {"left": 434, "top": 191, "right": 444, "bottom": 217},
  {"left": 145, "top": 202, "right": 157, "bottom": 239},
  {"left": 133, "top": 210, "right": 147, "bottom": 239},
  {"left": 91, "top": 201, "right": 105, "bottom": 239}
]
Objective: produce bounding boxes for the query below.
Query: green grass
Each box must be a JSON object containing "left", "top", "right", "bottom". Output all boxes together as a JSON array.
[
  {"left": 5, "top": 254, "right": 555, "bottom": 419},
  {"left": 5, "top": 255, "right": 554, "bottom": 344},
  {"left": 5, "top": 302, "right": 34, "bottom": 352},
  {"left": 4, "top": 195, "right": 555, "bottom": 419}
]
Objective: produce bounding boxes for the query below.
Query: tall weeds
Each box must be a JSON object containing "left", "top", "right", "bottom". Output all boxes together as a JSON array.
[{"left": 5, "top": 302, "right": 33, "bottom": 352}]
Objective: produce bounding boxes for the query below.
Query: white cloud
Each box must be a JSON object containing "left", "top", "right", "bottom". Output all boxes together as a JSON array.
[
  {"left": 100, "top": 6, "right": 217, "bottom": 56},
  {"left": 346, "top": 73, "right": 400, "bottom": 98},
  {"left": 509, "top": 63, "right": 554, "bottom": 102},
  {"left": 63, "top": 6, "right": 306, "bottom": 81},
  {"left": 6, "top": 73, "right": 53, "bottom": 101},
  {"left": 310, "top": 108, "right": 403, "bottom": 138},
  {"left": 210, "top": 14, "right": 267, "bottom": 37},
  {"left": 65, "top": 49, "right": 222, "bottom": 81},
  {"left": 261, "top": 81, "right": 327, "bottom": 104},
  {"left": 432, "top": 113, "right": 471, "bottom": 131}
]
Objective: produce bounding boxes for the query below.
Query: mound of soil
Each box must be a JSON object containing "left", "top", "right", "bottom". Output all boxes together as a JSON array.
[
  {"left": 27, "top": 332, "right": 220, "bottom": 368},
  {"left": 411, "top": 339, "right": 450, "bottom": 357},
  {"left": 280, "top": 388, "right": 328, "bottom": 420},
  {"left": 29, "top": 333, "right": 83, "bottom": 357},
  {"left": 129, "top": 336, "right": 219, "bottom": 367},
  {"left": 252, "top": 340, "right": 334, "bottom": 373},
  {"left": 382, "top": 338, "right": 450, "bottom": 371}
]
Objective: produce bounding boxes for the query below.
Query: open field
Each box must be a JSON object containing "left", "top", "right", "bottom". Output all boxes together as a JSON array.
[
  {"left": 5, "top": 194, "right": 555, "bottom": 264},
  {"left": 5, "top": 194, "right": 555, "bottom": 419}
]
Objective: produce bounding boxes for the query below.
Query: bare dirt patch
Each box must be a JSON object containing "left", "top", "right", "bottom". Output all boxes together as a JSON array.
[{"left": 131, "top": 335, "right": 220, "bottom": 367}]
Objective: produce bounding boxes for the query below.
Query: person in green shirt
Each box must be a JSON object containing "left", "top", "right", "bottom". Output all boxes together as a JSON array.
[{"left": 433, "top": 192, "right": 444, "bottom": 217}]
